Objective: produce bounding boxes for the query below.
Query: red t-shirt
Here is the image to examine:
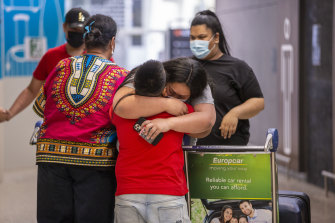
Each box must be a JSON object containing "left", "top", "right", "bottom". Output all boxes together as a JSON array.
[
  {"left": 110, "top": 104, "right": 194, "bottom": 196},
  {"left": 33, "top": 44, "right": 70, "bottom": 81}
]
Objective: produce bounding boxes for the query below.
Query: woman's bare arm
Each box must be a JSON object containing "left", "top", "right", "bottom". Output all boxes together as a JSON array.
[
  {"left": 113, "top": 86, "right": 188, "bottom": 118},
  {"left": 0, "top": 77, "right": 43, "bottom": 122},
  {"left": 142, "top": 103, "right": 216, "bottom": 139},
  {"left": 220, "top": 97, "right": 264, "bottom": 139}
]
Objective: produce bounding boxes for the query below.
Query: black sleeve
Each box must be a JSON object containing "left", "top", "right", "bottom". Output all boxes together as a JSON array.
[{"left": 235, "top": 62, "right": 263, "bottom": 101}]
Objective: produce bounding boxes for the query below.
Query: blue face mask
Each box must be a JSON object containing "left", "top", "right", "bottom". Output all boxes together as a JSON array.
[{"left": 190, "top": 35, "right": 215, "bottom": 59}]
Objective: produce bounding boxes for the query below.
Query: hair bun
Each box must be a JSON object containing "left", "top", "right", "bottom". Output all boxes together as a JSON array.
[
  {"left": 83, "top": 14, "right": 117, "bottom": 50},
  {"left": 90, "top": 27, "right": 102, "bottom": 37}
]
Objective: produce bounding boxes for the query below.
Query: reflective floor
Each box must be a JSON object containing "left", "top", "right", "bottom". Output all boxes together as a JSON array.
[
  {"left": 277, "top": 172, "right": 335, "bottom": 222},
  {"left": 0, "top": 166, "right": 334, "bottom": 223}
]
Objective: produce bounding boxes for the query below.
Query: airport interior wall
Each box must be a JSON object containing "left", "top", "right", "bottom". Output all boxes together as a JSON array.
[
  {"left": 0, "top": 77, "right": 39, "bottom": 182},
  {"left": 216, "top": 0, "right": 334, "bottom": 190}
]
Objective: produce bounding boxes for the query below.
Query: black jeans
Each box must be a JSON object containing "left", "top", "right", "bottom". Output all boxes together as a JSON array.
[{"left": 37, "top": 165, "right": 116, "bottom": 223}]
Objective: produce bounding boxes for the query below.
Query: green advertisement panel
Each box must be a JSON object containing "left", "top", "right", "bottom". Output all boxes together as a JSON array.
[{"left": 188, "top": 152, "right": 272, "bottom": 200}]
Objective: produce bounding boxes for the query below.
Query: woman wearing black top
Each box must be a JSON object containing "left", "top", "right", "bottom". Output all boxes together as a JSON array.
[{"left": 190, "top": 10, "right": 264, "bottom": 145}]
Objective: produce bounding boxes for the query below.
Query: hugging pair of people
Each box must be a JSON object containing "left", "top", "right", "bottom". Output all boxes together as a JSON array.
[{"left": 110, "top": 58, "right": 211, "bottom": 222}]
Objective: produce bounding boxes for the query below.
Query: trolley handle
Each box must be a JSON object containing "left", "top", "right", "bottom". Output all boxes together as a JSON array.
[
  {"left": 265, "top": 128, "right": 278, "bottom": 152},
  {"left": 182, "top": 128, "right": 278, "bottom": 152},
  {"left": 29, "top": 120, "right": 43, "bottom": 145}
]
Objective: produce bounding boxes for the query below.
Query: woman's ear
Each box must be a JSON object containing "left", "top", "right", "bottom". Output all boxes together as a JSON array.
[
  {"left": 110, "top": 37, "right": 116, "bottom": 53},
  {"left": 214, "top": 32, "right": 220, "bottom": 44},
  {"left": 162, "top": 87, "right": 167, "bottom": 97}
]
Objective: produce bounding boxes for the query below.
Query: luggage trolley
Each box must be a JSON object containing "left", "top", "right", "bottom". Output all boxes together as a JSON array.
[{"left": 183, "top": 128, "right": 279, "bottom": 223}]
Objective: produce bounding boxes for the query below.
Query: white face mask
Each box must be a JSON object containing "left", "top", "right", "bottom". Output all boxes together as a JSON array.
[{"left": 190, "top": 35, "right": 215, "bottom": 59}]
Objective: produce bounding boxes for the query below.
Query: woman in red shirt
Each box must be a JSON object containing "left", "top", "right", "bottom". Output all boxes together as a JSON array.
[{"left": 111, "top": 57, "right": 209, "bottom": 223}]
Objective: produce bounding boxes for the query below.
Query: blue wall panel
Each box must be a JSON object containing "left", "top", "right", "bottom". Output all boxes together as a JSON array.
[{"left": 1, "top": 0, "right": 65, "bottom": 78}]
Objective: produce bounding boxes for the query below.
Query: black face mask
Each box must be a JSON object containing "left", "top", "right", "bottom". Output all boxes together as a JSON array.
[{"left": 67, "top": 31, "right": 84, "bottom": 48}]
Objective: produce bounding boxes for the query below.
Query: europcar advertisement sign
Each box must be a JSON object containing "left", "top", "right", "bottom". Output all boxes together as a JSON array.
[{"left": 188, "top": 152, "right": 272, "bottom": 199}]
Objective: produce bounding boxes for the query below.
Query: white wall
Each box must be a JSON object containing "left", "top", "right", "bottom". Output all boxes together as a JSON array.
[
  {"left": 66, "top": 0, "right": 215, "bottom": 69},
  {"left": 114, "top": 0, "right": 216, "bottom": 69},
  {"left": 216, "top": 0, "right": 279, "bottom": 145},
  {"left": 2, "top": 77, "right": 39, "bottom": 171},
  {"left": 0, "top": 81, "right": 4, "bottom": 182}
]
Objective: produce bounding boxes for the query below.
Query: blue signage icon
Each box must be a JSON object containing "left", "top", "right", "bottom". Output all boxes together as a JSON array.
[{"left": 1, "top": 0, "right": 65, "bottom": 79}]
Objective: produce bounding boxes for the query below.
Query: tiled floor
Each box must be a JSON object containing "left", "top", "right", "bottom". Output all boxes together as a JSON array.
[
  {"left": 0, "top": 167, "right": 334, "bottom": 222},
  {"left": 0, "top": 167, "right": 37, "bottom": 223}
]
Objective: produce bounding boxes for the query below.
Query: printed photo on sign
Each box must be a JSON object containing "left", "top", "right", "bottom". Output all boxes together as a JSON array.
[
  {"left": 194, "top": 199, "right": 272, "bottom": 223},
  {"left": 187, "top": 152, "right": 276, "bottom": 223}
]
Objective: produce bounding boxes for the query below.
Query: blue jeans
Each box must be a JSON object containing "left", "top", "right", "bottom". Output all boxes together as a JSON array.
[{"left": 114, "top": 194, "right": 191, "bottom": 223}]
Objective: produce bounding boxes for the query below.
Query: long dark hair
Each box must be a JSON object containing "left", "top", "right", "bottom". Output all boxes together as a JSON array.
[
  {"left": 163, "top": 57, "right": 208, "bottom": 101},
  {"left": 191, "top": 10, "right": 230, "bottom": 55},
  {"left": 83, "top": 14, "right": 117, "bottom": 51},
  {"left": 118, "top": 57, "right": 208, "bottom": 102},
  {"left": 220, "top": 205, "right": 233, "bottom": 223}
]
